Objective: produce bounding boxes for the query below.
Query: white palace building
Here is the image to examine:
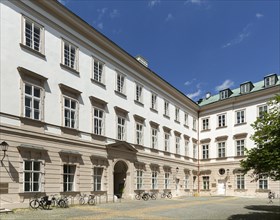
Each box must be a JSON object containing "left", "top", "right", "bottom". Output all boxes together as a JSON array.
[{"left": 0, "top": 0, "right": 279, "bottom": 209}]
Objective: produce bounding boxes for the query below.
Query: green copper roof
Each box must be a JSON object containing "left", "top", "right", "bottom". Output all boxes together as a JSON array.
[{"left": 199, "top": 75, "right": 280, "bottom": 106}]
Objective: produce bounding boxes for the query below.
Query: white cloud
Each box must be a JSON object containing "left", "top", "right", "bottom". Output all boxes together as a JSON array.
[
  {"left": 97, "top": 8, "right": 108, "bottom": 20},
  {"left": 184, "top": 0, "right": 202, "bottom": 5},
  {"left": 215, "top": 79, "right": 234, "bottom": 91},
  {"left": 165, "top": 13, "right": 173, "bottom": 22},
  {"left": 187, "top": 89, "right": 202, "bottom": 100},
  {"left": 222, "top": 24, "right": 251, "bottom": 48},
  {"left": 184, "top": 78, "right": 196, "bottom": 86},
  {"left": 256, "top": 13, "right": 264, "bottom": 19},
  {"left": 110, "top": 9, "right": 120, "bottom": 19},
  {"left": 148, "top": 0, "right": 161, "bottom": 8},
  {"left": 97, "top": 22, "right": 104, "bottom": 30}
]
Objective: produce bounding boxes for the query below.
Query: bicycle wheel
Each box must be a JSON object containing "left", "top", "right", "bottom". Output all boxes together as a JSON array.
[
  {"left": 142, "top": 194, "right": 149, "bottom": 201},
  {"left": 135, "top": 194, "right": 141, "bottom": 200},
  {"left": 167, "top": 193, "right": 172, "bottom": 199},
  {"left": 30, "top": 199, "right": 40, "bottom": 209},
  {"left": 41, "top": 200, "right": 49, "bottom": 210},
  {"left": 58, "top": 199, "right": 66, "bottom": 208},
  {"left": 51, "top": 199, "right": 56, "bottom": 207},
  {"left": 161, "top": 193, "right": 166, "bottom": 198},
  {"left": 88, "top": 198, "right": 96, "bottom": 205},
  {"left": 79, "top": 198, "right": 85, "bottom": 205},
  {"left": 151, "top": 194, "right": 157, "bottom": 200}
]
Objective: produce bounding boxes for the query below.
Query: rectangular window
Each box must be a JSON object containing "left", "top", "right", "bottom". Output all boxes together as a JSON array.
[
  {"left": 116, "top": 73, "right": 125, "bottom": 94},
  {"left": 236, "top": 139, "right": 245, "bottom": 156},
  {"left": 218, "top": 142, "right": 226, "bottom": 158},
  {"left": 151, "top": 128, "right": 158, "bottom": 149},
  {"left": 217, "top": 114, "right": 226, "bottom": 127},
  {"left": 236, "top": 174, "right": 245, "bottom": 189},
  {"left": 185, "top": 175, "right": 189, "bottom": 189},
  {"left": 62, "top": 40, "right": 78, "bottom": 70},
  {"left": 258, "top": 175, "right": 268, "bottom": 189},
  {"left": 164, "top": 172, "right": 170, "bottom": 189},
  {"left": 240, "top": 83, "right": 251, "bottom": 93},
  {"left": 64, "top": 97, "right": 77, "bottom": 129},
  {"left": 151, "top": 171, "right": 158, "bottom": 189},
  {"left": 117, "top": 116, "right": 126, "bottom": 140},
  {"left": 93, "top": 58, "right": 104, "bottom": 83},
  {"left": 151, "top": 93, "right": 157, "bottom": 110},
  {"left": 164, "top": 132, "right": 170, "bottom": 152},
  {"left": 236, "top": 110, "right": 245, "bottom": 124},
  {"left": 220, "top": 90, "right": 229, "bottom": 99},
  {"left": 258, "top": 105, "right": 268, "bottom": 118},
  {"left": 193, "top": 143, "right": 197, "bottom": 159},
  {"left": 23, "top": 16, "right": 44, "bottom": 53},
  {"left": 136, "top": 122, "right": 144, "bottom": 145},
  {"left": 184, "top": 113, "right": 188, "bottom": 126},
  {"left": 136, "top": 170, "right": 143, "bottom": 190},
  {"left": 193, "top": 118, "right": 197, "bottom": 130},
  {"left": 175, "top": 136, "right": 180, "bottom": 154},
  {"left": 135, "top": 84, "right": 143, "bottom": 103},
  {"left": 24, "top": 84, "right": 41, "bottom": 120},
  {"left": 202, "top": 118, "right": 209, "bottom": 130},
  {"left": 175, "top": 107, "right": 180, "bottom": 122},
  {"left": 164, "top": 101, "right": 169, "bottom": 116},
  {"left": 24, "top": 160, "right": 41, "bottom": 192},
  {"left": 264, "top": 76, "right": 276, "bottom": 87},
  {"left": 93, "top": 108, "right": 104, "bottom": 135},
  {"left": 203, "top": 176, "right": 210, "bottom": 190},
  {"left": 63, "top": 164, "right": 75, "bottom": 192},
  {"left": 185, "top": 140, "right": 189, "bottom": 156},
  {"left": 93, "top": 167, "right": 103, "bottom": 191},
  {"left": 202, "top": 144, "right": 209, "bottom": 159}
]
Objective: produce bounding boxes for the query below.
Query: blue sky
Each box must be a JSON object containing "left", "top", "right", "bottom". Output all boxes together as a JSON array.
[{"left": 58, "top": 0, "right": 279, "bottom": 101}]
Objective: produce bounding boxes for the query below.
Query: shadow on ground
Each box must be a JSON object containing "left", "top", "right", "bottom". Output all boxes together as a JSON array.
[{"left": 228, "top": 205, "right": 280, "bottom": 220}]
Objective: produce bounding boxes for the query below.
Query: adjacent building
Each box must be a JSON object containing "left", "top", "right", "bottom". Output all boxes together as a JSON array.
[{"left": 0, "top": 0, "right": 279, "bottom": 209}]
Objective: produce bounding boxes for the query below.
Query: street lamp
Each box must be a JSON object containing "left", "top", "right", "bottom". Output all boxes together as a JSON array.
[{"left": 0, "top": 141, "right": 9, "bottom": 161}]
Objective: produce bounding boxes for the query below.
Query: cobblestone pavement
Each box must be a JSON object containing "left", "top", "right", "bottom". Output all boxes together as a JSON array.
[{"left": 1, "top": 196, "right": 280, "bottom": 220}]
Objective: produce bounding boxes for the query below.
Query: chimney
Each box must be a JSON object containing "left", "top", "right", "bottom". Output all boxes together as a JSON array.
[
  {"left": 136, "top": 55, "right": 148, "bottom": 67},
  {"left": 205, "top": 92, "right": 211, "bottom": 99}
]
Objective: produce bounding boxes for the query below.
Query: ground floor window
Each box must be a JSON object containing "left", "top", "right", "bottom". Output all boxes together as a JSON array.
[
  {"left": 164, "top": 172, "right": 170, "bottom": 189},
  {"left": 202, "top": 176, "right": 210, "bottom": 190},
  {"left": 184, "top": 175, "right": 189, "bottom": 189},
  {"left": 258, "top": 175, "right": 268, "bottom": 190},
  {"left": 151, "top": 171, "right": 158, "bottom": 189},
  {"left": 24, "top": 160, "right": 41, "bottom": 192},
  {"left": 236, "top": 174, "right": 245, "bottom": 189},
  {"left": 136, "top": 170, "right": 143, "bottom": 190},
  {"left": 63, "top": 164, "right": 76, "bottom": 192},
  {"left": 93, "top": 167, "right": 103, "bottom": 191}
]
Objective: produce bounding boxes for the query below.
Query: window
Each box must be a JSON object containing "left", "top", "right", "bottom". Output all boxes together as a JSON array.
[
  {"left": 218, "top": 142, "right": 226, "bottom": 158},
  {"left": 117, "top": 116, "right": 126, "bottom": 140},
  {"left": 175, "top": 136, "right": 180, "bottom": 154},
  {"left": 136, "top": 122, "right": 144, "bottom": 145},
  {"left": 202, "top": 118, "right": 209, "bottom": 130},
  {"left": 184, "top": 112, "right": 189, "bottom": 126},
  {"left": 258, "top": 105, "right": 268, "bottom": 118},
  {"left": 64, "top": 97, "right": 78, "bottom": 129},
  {"left": 193, "top": 143, "right": 197, "bottom": 159},
  {"left": 93, "top": 167, "right": 103, "bottom": 191},
  {"left": 184, "top": 140, "right": 189, "bottom": 156},
  {"left": 175, "top": 107, "right": 180, "bottom": 122},
  {"left": 240, "top": 83, "right": 252, "bottom": 94},
  {"left": 236, "top": 174, "right": 245, "bottom": 189},
  {"left": 151, "top": 170, "right": 158, "bottom": 189},
  {"left": 136, "top": 170, "right": 143, "bottom": 190},
  {"left": 62, "top": 40, "right": 78, "bottom": 70},
  {"left": 22, "top": 16, "right": 44, "bottom": 53},
  {"left": 151, "top": 93, "right": 157, "bottom": 110},
  {"left": 202, "top": 176, "right": 210, "bottom": 190},
  {"left": 164, "top": 101, "right": 169, "bottom": 116},
  {"left": 116, "top": 73, "right": 125, "bottom": 94},
  {"left": 164, "top": 132, "right": 170, "bottom": 152},
  {"left": 151, "top": 128, "right": 158, "bottom": 149},
  {"left": 202, "top": 144, "right": 209, "bottom": 159},
  {"left": 93, "top": 108, "right": 104, "bottom": 135},
  {"left": 164, "top": 172, "right": 170, "bottom": 189},
  {"left": 193, "top": 118, "right": 197, "bottom": 130},
  {"left": 24, "top": 84, "right": 42, "bottom": 120},
  {"left": 220, "top": 89, "right": 232, "bottom": 100},
  {"left": 24, "top": 160, "right": 41, "bottom": 192},
  {"left": 264, "top": 75, "right": 277, "bottom": 87},
  {"left": 259, "top": 175, "right": 268, "bottom": 190},
  {"left": 184, "top": 175, "right": 189, "bottom": 189},
  {"left": 135, "top": 84, "right": 143, "bottom": 103},
  {"left": 63, "top": 164, "right": 76, "bottom": 192},
  {"left": 236, "top": 139, "right": 245, "bottom": 156},
  {"left": 217, "top": 114, "right": 226, "bottom": 127},
  {"left": 93, "top": 58, "right": 104, "bottom": 83},
  {"left": 236, "top": 110, "right": 245, "bottom": 124}
]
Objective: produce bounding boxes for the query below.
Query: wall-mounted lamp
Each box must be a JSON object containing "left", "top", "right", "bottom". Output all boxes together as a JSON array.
[
  {"left": 176, "top": 167, "right": 179, "bottom": 173},
  {"left": 0, "top": 141, "right": 9, "bottom": 161}
]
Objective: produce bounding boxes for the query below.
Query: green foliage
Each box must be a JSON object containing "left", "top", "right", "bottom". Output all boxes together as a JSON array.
[{"left": 240, "top": 94, "right": 280, "bottom": 181}]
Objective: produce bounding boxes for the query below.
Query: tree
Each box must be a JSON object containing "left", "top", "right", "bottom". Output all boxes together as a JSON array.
[{"left": 240, "top": 94, "right": 280, "bottom": 181}]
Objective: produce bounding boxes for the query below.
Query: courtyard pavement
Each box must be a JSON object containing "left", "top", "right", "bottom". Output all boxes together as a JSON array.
[{"left": 1, "top": 196, "right": 279, "bottom": 220}]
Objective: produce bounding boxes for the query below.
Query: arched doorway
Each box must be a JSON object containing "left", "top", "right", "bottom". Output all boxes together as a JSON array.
[{"left": 114, "top": 160, "right": 128, "bottom": 198}]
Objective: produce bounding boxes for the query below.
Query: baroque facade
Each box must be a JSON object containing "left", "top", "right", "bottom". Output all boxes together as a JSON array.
[{"left": 0, "top": 0, "right": 279, "bottom": 209}]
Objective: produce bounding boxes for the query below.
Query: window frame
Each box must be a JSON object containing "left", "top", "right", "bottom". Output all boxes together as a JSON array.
[
  {"left": 164, "top": 172, "right": 170, "bottom": 189},
  {"left": 258, "top": 175, "right": 268, "bottom": 190},
  {"left": 175, "top": 107, "right": 180, "bottom": 122},
  {"left": 235, "top": 110, "right": 246, "bottom": 125},
  {"left": 217, "top": 114, "right": 226, "bottom": 128},
  {"left": 236, "top": 174, "right": 245, "bottom": 189},
  {"left": 164, "top": 132, "right": 170, "bottom": 152},
  {"left": 92, "top": 57, "right": 105, "bottom": 84},
  {"left": 24, "top": 83, "right": 43, "bottom": 121},
  {"left": 136, "top": 169, "right": 143, "bottom": 190},
  {"left": 257, "top": 104, "right": 268, "bottom": 119},
  {"left": 202, "top": 176, "right": 210, "bottom": 190},
  {"left": 63, "top": 164, "right": 76, "bottom": 192},
  {"left": 164, "top": 100, "right": 170, "bottom": 117},
  {"left": 151, "top": 170, "right": 158, "bottom": 189},
  {"left": 93, "top": 166, "right": 103, "bottom": 191},
  {"left": 151, "top": 93, "right": 158, "bottom": 111},
  {"left": 135, "top": 83, "right": 143, "bottom": 103},
  {"left": 236, "top": 139, "right": 245, "bottom": 156},
  {"left": 23, "top": 160, "right": 41, "bottom": 192},
  {"left": 93, "top": 107, "right": 105, "bottom": 136},
  {"left": 116, "top": 72, "right": 126, "bottom": 94},
  {"left": 217, "top": 141, "right": 226, "bottom": 158},
  {"left": 61, "top": 39, "right": 79, "bottom": 71},
  {"left": 202, "top": 144, "right": 209, "bottom": 159},
  {"left": 63, "top": 96, "right": 78, "bottom": 129},
  {"left": 151, "top": 127, "right": 158, "bottom": 149},
  {"left": 117, "top": 115, "right": 126, "bottom": 141},
  {"left": 175, "top": 135, "right": 181, "bottom": 154},
  {"left": 135, "top": 122, "right": 144, "bottom": 145},
  {"left": 202, "top": 118, "right": 210, "bottom": 131}
]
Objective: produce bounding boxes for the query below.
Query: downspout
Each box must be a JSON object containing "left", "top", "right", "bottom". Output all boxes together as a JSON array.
[{"left": 197, "top": 110, "right": 200, "bottom": 196}]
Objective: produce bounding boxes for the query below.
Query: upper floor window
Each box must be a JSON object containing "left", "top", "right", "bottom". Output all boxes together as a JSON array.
[
  {"left": 93, "top": 167, "right": 103, "bottom": 191},
  {"left": 93, "top": 108, "right": 105, "bottom": 135},
  {"left": 62, "top": 40, "right": 78, "bottom": 71},
  {"left": 151, "top": 93, "right": 157, "bottom": 110},
  {"left": 63, "top": 164, "right": 76, "bottom": 192},
  {"left": 184, "top": 140, "right": 189, "bottom": 156},
  {"left": 258, "top": 105, "right": 268, "bottom": 118},
  {"left": 164, "top": 132, "right": 170, "bottom": 152},
  {"left": 93, "top": 58, "right": 104, "bottom": 84},
  {"left": 164, "top": 101, "right": 169, "bottom": 117},
  {"left": 175, "top": 107, "right": 180, "bottom": 122},
  {"left": 202, "top": 118, "right": 210, "bottom": 130},
  {"left": 240, "top": 82, "right": 253, "bottom": 94},
  {"left": 184, "top": 112, "right": 189, "bottom": 126},
  {"left": 151, "top": 127, "right": 158, "bottom": 149},
  {"left": 24, "top": 160, "right": 41, "bottom": 192},
  {"left": 218, "top": 142, "right": 226, "bottom": 158},
  {"left": 116, "top": 72, "right": 125, "bottom": 94},
  {"left": 136, "top": 122, "right": 144, "bottom": 145},
  {"left": 117, "top": 116, "right": 126, "bottom": 141},
  {"left": 193, "top": 118, "right": 197, "bottom": 131},
  {"left": 236, "top": 110, "right": 245, "bottom": 124},
  {"left": 202, "top": 144, "right": 209, "bottom": 159},
  {"left": 219, "top": 89, "right": 232, "bottom": 100},
  {"left": 236, "top": 139, "right": 245, "bottom": 156},
  {"left": 63, "top": 96, "right": 78, "bottom": 129},
  {"left": 24, "top": 84, "right": 42, "bottom": 120},
  {"left": 193, "top": 143, "right": 197, "bottom": 159},
  {"left": 217, "top": 114, "right": 226, "bottom": 127},
  {"left": 22, "top": 16, "right": 44, "bottom": 53},
  {"left": 135, "top": 84, "right": 143, "bottom": 103},
  {"left": 264, "top": 74, "right": 278, "bottom": 87},
  {"left": 175, "top": 136, "right": 180, "bottom": 154}
]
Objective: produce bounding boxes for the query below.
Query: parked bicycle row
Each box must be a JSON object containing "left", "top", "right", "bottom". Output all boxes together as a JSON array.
[
  {"left": 135, "top": 191, "right": 172, "bottom": 201},
  {"left": 29, "top": 193, "right": 97, "bottom": 210}
]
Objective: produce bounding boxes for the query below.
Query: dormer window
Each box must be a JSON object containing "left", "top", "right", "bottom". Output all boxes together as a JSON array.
[
  {"left": 219, "top": 89, "right": 232, "bottom": 100},
  {"left": 264, "top": 74, "right": 278, "bottom": 87},
  {"left": 240, "top": 82, "right": 253, "bottom": 94}
]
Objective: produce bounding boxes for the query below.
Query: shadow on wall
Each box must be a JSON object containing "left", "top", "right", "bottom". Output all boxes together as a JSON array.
[{"left": 228, "top": 205, "right": 280, "bottom": 220}]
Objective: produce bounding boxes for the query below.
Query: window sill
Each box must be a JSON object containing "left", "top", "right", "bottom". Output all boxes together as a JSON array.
[
  {"left": 234, "top": 155, "right": 246, "bottom": 159},
  {"left": 19, "top": 117, "right": 45, "bottom": 127},
  {"left": 91, "top": 79, "right": 106, "bottom": 89},
  {"left": 174, "top": 120, "right": 180, "bottom": 124},
  {"left": 192, "top": 129, "right": 197, "bottom": 132},
  {"left": 151, "top": 148, "right": 159, "bottom": 153},
  {"left": 163, "top": 151, "right": 171, "bottom": 156},
  {"left": 134, "top": 100, "right": 144, "bottom": 107},
  {"left": 114, "top": 90, "right": 127, "bottom": 99},
  {"left": 255, "top": 189, "right": 270, "bottom": 193},
  {"left": 201, "top": 158, "right": 211, "bottom": 161},
  {"left": 184, "top": 124, "right": 189, "bottom": 129},
  {"left": 234, "top": 189, "right": 247, "bottom": 192},
  {"left": 200, "top": 189, "right": 211, "bottom": 192},
  {"left": 216, "top": 126, "right": 227, "bottom": 130},
  {"left": 150, "top": 108, "right": 158, "bottom": 113},
  {"left": 163, "top": 114, "right": 170, "bottom": 119},
  {"left": 61, "top": 126, "right": 80, "bottom": 135},
  {"left": 201, "top": 129, "right": 211, "bottom": 132},
  {"left": 216, "top": 157, "right": 227, "bottom": 160},
  {"left": 20, "top": 43, "right": 46, "bottom": 59},
  {"left": 60, "top": 63, "right": 79, "bottom": 75},
  {"left": 234, "top": 122, "right": 247, "bottom": 127}
]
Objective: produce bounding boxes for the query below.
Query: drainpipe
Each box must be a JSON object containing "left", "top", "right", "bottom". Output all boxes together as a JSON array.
[{"left": 197, "top": 110, "right": 200, "bottom": 196}]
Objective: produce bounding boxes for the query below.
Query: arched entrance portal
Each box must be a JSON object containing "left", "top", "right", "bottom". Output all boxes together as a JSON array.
[{"left": 114, "top": 160, "right": 128, "bottom": 198}]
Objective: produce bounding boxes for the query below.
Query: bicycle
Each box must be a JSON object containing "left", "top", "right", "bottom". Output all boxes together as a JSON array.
[
  {"left": 161, "top": 191, "right": 172, "bottom": 199},
  {"left": 135, "top": 191, "right": 145, "bottom": 200},
  {"left": 142, "top": 192, "right": 157, "bottom": 201},
  {"left": 79, "top": 194, "right": 96, "bottom": 205},
  {"left": 29, "top": 195, "right": 51, "bottom": 210}
]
